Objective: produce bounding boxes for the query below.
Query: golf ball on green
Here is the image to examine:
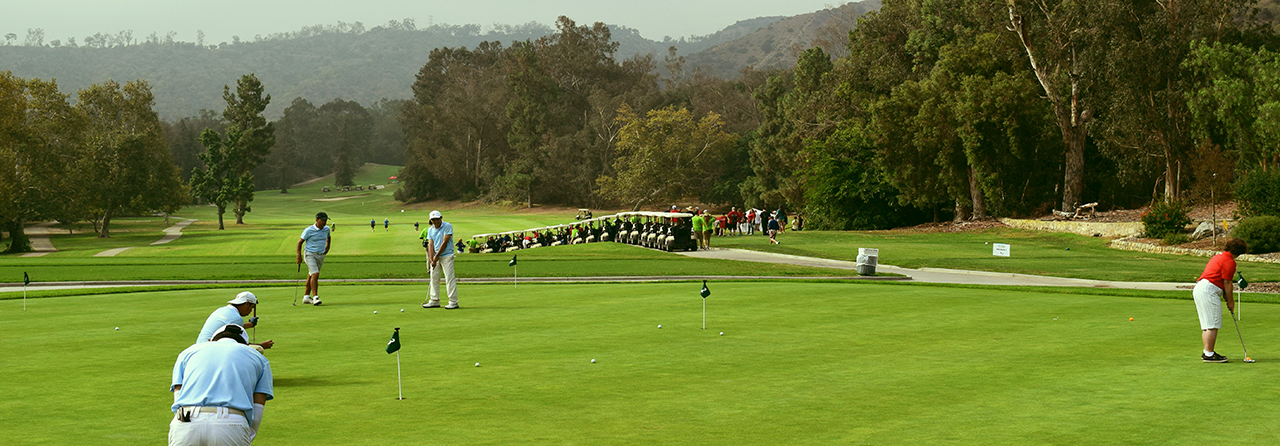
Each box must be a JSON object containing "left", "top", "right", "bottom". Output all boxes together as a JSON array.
[
  {"left": 115, "top": 327, "right": 119, "bottom": 331},
  {"left": 374, "top": 311, "right": 378, "bottom": 314},
  {"left": 719, "top": 332, "right": 723, "bottom": 336},
  {"left": 400, "top": 309, "right": 404, "bottom": 312},
  {"left": 591, "top": 359, "right": 596, "bottom": 363},
  {"left": 657, "top": 325, "right": 662, "bottom": 328},
  {"left": 475, "top": 363, "right": 480, "bottom": 367}
]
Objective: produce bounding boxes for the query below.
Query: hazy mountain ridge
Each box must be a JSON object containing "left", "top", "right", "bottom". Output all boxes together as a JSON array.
[
  {"left": 685, "top": 0, "right": 881, "bottom": 78},
  {"left": 0, "top": 5, "right": 878, "bottom": 120}
]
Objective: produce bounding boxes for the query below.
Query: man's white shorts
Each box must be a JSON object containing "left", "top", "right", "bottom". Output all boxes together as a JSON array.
[
  {"left": 1193, "top": 279, "right": 1223, "bottom": 330},
  {"left": 169, "top": 409, "right": 252, "bottom": 446},
  {"left": 304, "top": 251, "right": 325, "bottom": 275}
]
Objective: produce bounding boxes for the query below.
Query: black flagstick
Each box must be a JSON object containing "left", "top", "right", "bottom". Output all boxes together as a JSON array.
[{"left": 700, "top": 280, "right": 711, "bottom": 329}]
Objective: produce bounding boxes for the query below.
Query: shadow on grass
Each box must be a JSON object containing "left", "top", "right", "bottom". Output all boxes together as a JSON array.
[{"left": 274, "top": 376, "right": 370, "bottom": 387}]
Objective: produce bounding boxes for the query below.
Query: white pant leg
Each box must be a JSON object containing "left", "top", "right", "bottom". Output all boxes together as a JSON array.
[
  {"left": 169, "top": 410, "right": 252, "bottom": 446},
  {"left": 428, "top": 258, "right": 442, "bottom": 304},
  {"left": 440, "top": 254, "right": 458, "bottom": 305},
  {"left": 1193, "top": 279, "right": 1223, "bottom": 330}
]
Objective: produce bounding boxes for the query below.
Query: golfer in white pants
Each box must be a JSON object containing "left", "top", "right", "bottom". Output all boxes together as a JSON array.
[
  {"left": 170, "top": 324, "right": 273, "bottom": 446},
  {"left": 421, "top": 210, "right": 459, "bottom": 309}
]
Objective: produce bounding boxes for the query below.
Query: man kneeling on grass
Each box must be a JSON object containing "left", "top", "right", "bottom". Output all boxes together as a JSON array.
[{"left": 1194, "top": 238, "right": 1247, "bottom": 363}]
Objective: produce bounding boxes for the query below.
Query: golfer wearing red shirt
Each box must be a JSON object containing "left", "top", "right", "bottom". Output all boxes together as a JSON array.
[{"left": 1194, "top": 238, "right": 1247, "bottom": 363}]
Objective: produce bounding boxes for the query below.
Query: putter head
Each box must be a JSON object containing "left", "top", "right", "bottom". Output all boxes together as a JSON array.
[{"left": 1245, "top": 357, "right": 1256, "bottom": 363}]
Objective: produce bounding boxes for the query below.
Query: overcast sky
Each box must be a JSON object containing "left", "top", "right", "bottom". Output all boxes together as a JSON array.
[{"left": 3, "top": 0, "right": 851, "bottom": 45}]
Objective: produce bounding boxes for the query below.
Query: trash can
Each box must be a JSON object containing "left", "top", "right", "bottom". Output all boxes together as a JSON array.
[{"left": 856, "top": 248, "right": 878, "bottom": 276}]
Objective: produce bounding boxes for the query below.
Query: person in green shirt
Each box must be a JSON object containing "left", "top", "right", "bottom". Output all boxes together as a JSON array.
[{"left": 691, "top": 211, "right": 707, "bottom": 249}]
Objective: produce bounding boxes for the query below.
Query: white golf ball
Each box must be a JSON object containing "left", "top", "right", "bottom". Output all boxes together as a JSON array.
[
  {"left": 657, "top": 325, "right": 662, "bottom": 328},
  {"left": 719, "top": 332, "right": 724, "bottom": 336},
  {"left": 475, "top": 362, "right": 480, "bottom": 367},
  {"left": 114, "top": 327, "right": 119, "bottom": 331},
  {"left": 591, "top": 359, "right": 596, "bottom": 363},
  {"left": 374, "top": 311, "right": 378, "bottom": 314},
  {"left": 400, "top": 309, "right": 404, "bottom": 312}
]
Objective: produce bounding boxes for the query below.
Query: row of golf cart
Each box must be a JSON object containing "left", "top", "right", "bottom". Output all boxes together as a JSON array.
[{"left": 469, "top": 211, "right": 699, "bottom": 253}]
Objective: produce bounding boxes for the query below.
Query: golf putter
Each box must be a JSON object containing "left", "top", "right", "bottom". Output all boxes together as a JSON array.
[
  {"left": 252, "top": 304, "right": 257, "bottom": 343},
  {"left": 1229, "top": 309, "right": 1256, "bottom": 363},
  {"left": 292, "top": 263, "right": 301, "bottom": 306}
]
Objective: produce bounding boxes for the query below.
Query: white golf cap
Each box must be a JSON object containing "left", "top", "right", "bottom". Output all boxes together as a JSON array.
[
  {"left": 429, "top": 210, "right": 442, "bottom": 219},
  {"left": 228, "top": 291, "right": 258, "bottom": 305},
  {"left": 211, "top": 324, "right": 249, "bottom": 344}
]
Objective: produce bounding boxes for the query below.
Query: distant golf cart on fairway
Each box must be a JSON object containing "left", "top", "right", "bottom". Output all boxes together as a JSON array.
[
  {"left": 468, "top": 211, "right": 699, "bottom": 253},
  {"left": 575, "top": 209, "right": 593, "bottom": 220}
]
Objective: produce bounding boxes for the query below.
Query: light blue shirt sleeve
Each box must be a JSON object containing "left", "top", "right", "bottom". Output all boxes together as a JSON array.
[
  {"left": 427, "top": 222, "right": 455, "bottom": 256},
  {"left": 196, "top": 306, "right": 244, "bottom": 344}
]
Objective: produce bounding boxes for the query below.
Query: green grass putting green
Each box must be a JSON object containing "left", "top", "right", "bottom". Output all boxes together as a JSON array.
[
  {"left": 712, "top": 228, "right": 1280, "bottom": 282},
  {"left": 2, "top": 282, "right": 1276, "bottom": 445}
]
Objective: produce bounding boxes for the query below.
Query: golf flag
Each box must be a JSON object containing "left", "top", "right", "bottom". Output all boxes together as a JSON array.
[
  {"left": 24, "top": 272, "right": 30, "bottom": 286},
  {"left": 386, "top": 328, "right": 401, "bottom": 354},
  {"left": 509, "top": 255, "right": 518, "bottom": 267},
  {"left": 700, "top": 280, "right": 711, "bottom": 298},
  {"left": 1237, "top": 272, "right": 1249, "bottom": 290}
]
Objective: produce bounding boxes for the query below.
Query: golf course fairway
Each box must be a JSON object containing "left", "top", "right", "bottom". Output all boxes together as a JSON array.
[{"left": 2, "top": 282, "right": 1277, "bottom": 445}]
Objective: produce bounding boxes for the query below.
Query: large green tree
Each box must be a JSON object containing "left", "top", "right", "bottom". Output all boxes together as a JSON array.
[
  {"left": 597, "top": 105, "right": 735, "bottom": 210},
  {"left": 189, "top": 128, "right": 249, "bottom": 230},
  {"left": 221, "top": 74, "right": 274, "bottom": 224},
  {"left": 76, "top": 79, "right": 187, "bottom": 237},
  {"left": 0, "top": 73, "right": 83, "bottom": 252}
]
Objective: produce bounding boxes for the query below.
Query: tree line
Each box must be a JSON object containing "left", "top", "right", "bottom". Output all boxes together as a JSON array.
[
  {"left": 397, "top": 3, "right": 1280, "bottom": 229},
  {"left": 0, "top": 73, "right": 187, "bottom": 252}
]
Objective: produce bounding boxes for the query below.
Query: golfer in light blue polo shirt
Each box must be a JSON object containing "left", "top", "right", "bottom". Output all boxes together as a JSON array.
[
  {"left": 296, "top": 212, "right": 332, "bottom": 306},
  {"left": 419, "top": 210, "right": 458, "bottom": 309},
  {"left": 197, "top": 292, "right": 273, "bottom": 351},
  {"left": 171, "top": 324, "right": 274, "bottom": 446}
]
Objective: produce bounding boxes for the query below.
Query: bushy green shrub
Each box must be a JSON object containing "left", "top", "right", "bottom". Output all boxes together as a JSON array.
[
  {"left": 1141, "top": 200, "right": 1191, "bottom": 239},
  {"left": 1162, "top": 234, "right": 1192, "bottom": 246},
  {"left": 1234, "top": 170, "right": 1280, "bottom": 218},
  {"left": 1234, "top": 216, "right": 1280, "bottom": 254}
]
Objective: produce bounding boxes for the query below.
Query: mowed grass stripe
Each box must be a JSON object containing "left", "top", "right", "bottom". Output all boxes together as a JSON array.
[{"left": 2, "top": 282, "right": 1277, "bottom": 445}]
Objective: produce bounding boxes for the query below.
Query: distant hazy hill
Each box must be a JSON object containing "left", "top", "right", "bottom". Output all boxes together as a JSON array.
[
  {"left": 0, "top": 4, "right": 878, "bottom": 120},
  {"left": 685, "top": 0, "right": 881, "bottom": 78}
]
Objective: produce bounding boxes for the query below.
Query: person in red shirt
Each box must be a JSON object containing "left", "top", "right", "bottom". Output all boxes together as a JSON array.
[
  {"left": 1193, "top": 238, "right": 1248, "bottom": 363},
  {"left": 727, "top": 207, "right": 742, "bottom": 235}
]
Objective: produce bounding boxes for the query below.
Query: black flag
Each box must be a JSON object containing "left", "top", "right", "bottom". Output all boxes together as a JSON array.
[
  {"left": 386, "top": 328, "right": 401, "bottom": 354},
  {"left": 700, "top": 280, "right": 710, "bottom": 299},
  {"left": 23, "top": 272, "right": 30, "bottom": 286},
  {"left": 1238, "top": 272, "right": 1249, "bottom": 290},
  {"left": 509, "top": 255, "right": 518, "bottom": 267}
]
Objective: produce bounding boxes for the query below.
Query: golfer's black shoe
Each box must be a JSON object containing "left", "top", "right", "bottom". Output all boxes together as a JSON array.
[
  {"left": 422, "top": 302, "right": 440, "bottom": 309},
  {"left": 1202, "top": 353, "right": 1229, "bottom": 363}
]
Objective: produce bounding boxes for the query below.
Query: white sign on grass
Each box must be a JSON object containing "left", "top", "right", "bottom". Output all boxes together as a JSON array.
[{"left": 993, "top": 243, "right": 1010, "bottom": 257}]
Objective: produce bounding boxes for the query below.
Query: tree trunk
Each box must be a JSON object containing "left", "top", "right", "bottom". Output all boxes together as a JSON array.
[
  {"left": 235, "top": 199, "right": 247, "bottom": 225},
  {"left": 99, "top": 211, "right": 113, "bottom": 238},
  {"left": 217, "top": 204, "right": 227, "bottom": 230},
  {"left": 968, "top": 167, "right": 988, "bottom": 219},
  {"left": 4, "top": 220, "right": 31, "bottom": 253},
  {"left": 953, "top": 201, "right": 971, "bottom": 222},
  {"left": 1060, "top": 120, "right": 1086, "bottom": 212}
]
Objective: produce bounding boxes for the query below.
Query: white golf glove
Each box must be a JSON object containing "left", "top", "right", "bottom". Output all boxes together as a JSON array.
[{"left": 250, "top": 403, "right": 265, "bottom": 440}]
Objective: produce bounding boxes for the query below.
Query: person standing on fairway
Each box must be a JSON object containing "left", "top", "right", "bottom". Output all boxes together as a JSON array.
[
  {"left": 370, "top": 218, "right": 376, "bottom": 232},
  {"left": 421, "top": 210, "right": 459, "bottom": 309},
  {"left": 196, "top": 292, "right": 273, "bottom": 352},
  {"left": 170, "top": 324, "right": 274, "bottom": 446},
  {"left": 767, "top": 213, "right": 781, "bottom": 244},
  {"left": 384, "top": 218, "right": 389, "bottom": 231},
  {"left": 1194, "top": 238, "right": 1247, "bottom": 363},
  {"left": 297, "top": 212, "right": 332, "bottom": 306}
]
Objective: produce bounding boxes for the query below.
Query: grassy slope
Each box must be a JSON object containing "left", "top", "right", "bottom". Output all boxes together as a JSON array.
[
  {"left": 2, "top": 282, "right": 1277, "bottom": 445},
  {"left": 713, "top": 228, "right": 1280, "bottom": 282},
  {"left": 0, "top": 165, "right": 840, "bottom": 281}
]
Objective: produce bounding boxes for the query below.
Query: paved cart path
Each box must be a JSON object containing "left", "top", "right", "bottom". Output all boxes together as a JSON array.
[
  {"left": 19, "top": 222, "right": 59, "bottom": 257},
  {"left": 151, "top": 219, "right": 197, "bottom": 245},
  {"left": 678, "top": 248, "right": 1190, "bottom": 291}
]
